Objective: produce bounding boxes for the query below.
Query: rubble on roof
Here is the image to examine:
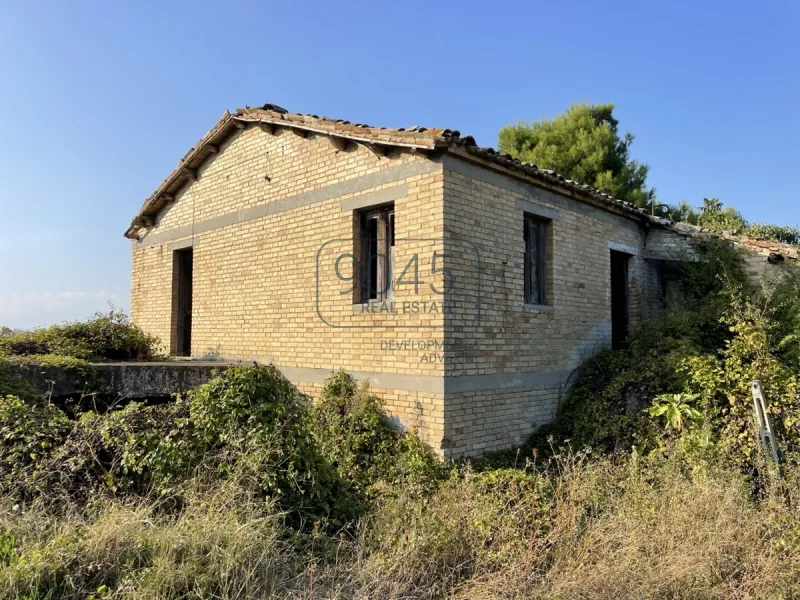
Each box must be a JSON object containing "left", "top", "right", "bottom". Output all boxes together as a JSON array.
[
  {"left": 718, "top": 232, "right": 800, "bottom": 262},
  {"left": 665, "top": 220, "right": 800, "bottom": 263}
]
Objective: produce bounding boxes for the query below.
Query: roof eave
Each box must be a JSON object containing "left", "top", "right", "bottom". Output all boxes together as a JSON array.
[
  {"left": 446, "top": 146, "right": 657, "bottom": 225},
  {"left": 124, "top": 111, "right": 442, "bottom": 240}
]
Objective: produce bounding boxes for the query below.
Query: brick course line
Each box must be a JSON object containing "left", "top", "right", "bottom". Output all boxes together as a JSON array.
[{"left": 136, "top": 161, "right": 437, "bottom": 247}]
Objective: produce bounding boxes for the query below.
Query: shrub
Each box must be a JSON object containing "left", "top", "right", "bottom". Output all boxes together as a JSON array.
[
  {"left": 746, "top": 222, "right": 800, "bottom": 245},
  {"left": 311, "top": 370, "right": 450, "bottom": 510},
  {"left": 0, "top": 396, "right": 71, "bottom": 492},
  {"left": 35, "top": 367, "right": 349, "bottom": 524},
  {"left": 0, "top": 310, "right": 160, "bottom": 362},
  {"left": 57, "top": 401, "right": 192, "bottom": 498},
  {"left": 658, "top": 236, "right": 748, "bottom": 351},
  {"left": 553, "top": 336, "right": 685, "bottom": 452},
  {"left": 2, "top": 366, "right": 445, "bottom": 528},
  {"left": 682, "top": 293, "right": 800, "bottom": 470},
  {"left": 0, "top": 360, "right": 40, "bottom": 401},
  {"left": 184, "top": 366, "right": 349, "bottom": 523},
  {"left": 536, "top": 237, "right": 750, "bottom": 458}
]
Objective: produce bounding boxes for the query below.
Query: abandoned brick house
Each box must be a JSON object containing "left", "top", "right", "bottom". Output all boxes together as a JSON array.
[{"left": 125, "top": 103, "right": 695, "bottom": 457}]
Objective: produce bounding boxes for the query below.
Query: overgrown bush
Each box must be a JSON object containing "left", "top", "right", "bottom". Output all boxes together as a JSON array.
[
  {"left": 0, "top": 361, "right": 39, "bottom": 401},
  {"left": 536, "top": 236, "right": 752, "bottom": 458},
  {"left": 679, "top": 291, "right": 800, "bottom": 470},
  {"left": 747, "top": 222, "right": 800, "bottom": 245},
  {"left": 184, "top": 366, "right": 350, "bottom": 523},
  {"left": 0, "top": 309, "right": 160, "bottom": 362},
  {"left": 20, "top": 367, "right": 350, "bottom": 523},
  {"left": 310, "top": 370, "right": 450, "bottom": 511},
  {"left": 1, "top": 366, "right": 446, "bottom": 529},
  {"left": 658, "top": 236, "right": 748, "bottom": 351},
  {"left": 0, "top": 396, "right": 71, "bottom": 490},
  {"left": 552, "top": 334, "right": 688, "bottom": 452}
]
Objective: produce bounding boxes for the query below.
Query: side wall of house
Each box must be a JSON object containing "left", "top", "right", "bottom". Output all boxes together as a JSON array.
[
  {"left": 741, "top": 249, "right": 795, "bottom": 289},
  {"left": 130, "top": 126, "right": 447, "bottom": 448},
  {"left": 440, "top": 155, "right": 662, "bottom": 456}
]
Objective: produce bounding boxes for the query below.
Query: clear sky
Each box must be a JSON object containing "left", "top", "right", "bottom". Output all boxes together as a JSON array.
[{"left": 1, "top": 0, "right": 798, "bottom": 329}]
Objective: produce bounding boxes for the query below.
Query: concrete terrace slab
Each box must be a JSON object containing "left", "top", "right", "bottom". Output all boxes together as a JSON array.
[{"left": 11, "top": 360, "right": 248, "bottom": 399}]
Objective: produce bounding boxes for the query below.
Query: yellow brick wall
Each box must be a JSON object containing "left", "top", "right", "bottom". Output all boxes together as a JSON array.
[
  {"left": 131, "top": 127, "right": 666, "bottom": 458},
  {"left": 439, "top": 156, "right": 662, "bottom": 455},
  {"left": 132, "top": 125, "right": 446, "bottom": 447}
]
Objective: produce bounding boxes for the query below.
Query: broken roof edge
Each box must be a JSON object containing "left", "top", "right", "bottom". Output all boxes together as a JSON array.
[
  {"left": 655, "top": 220, "right": 800, "bottom": 263},
  {"left": 705, "top": 228, "right": 800, "bottom": 261},
  {"left": 124, "top": 104, "right": 677, "bottom": 240}
]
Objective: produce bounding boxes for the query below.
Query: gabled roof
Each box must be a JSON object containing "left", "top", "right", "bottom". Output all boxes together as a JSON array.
[{"left": 125, "top": 103, "right": 664, "bottom": 239}]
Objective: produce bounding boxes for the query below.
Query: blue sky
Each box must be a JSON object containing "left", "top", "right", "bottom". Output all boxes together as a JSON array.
[{"left": 1, "top": 0, "right": 798, "bottom": 329}]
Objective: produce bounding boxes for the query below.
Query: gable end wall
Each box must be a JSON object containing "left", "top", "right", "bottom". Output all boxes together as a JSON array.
[{"left": 131, "top": 126, "right": 447, "bottom": 448}]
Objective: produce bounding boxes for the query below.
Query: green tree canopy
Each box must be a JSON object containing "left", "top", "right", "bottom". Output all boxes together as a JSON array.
[
  {"left": 661, "top": 200, "right": 700, "bottom": 224},
  {"left": 498, "top": 102, "right": 655, "bottom": 207}
]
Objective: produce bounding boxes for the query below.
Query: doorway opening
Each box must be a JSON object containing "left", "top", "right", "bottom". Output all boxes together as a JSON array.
[
  {"left": 172, "top": 248, "right": 193, "bottom": 356},
  {"left": 610, "top": 250, "right": 630, "bottom": 350}
]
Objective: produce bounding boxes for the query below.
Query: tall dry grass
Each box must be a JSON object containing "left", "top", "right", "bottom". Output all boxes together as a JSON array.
[
  {"left": 1, "top": 450, "right": 799, "bottom": 599},
  {"left": 354, "top": 451, "right": 800, "bottom": 600},
  {"left": 0, "top": 480, "right": 336, "bottom": 600}
]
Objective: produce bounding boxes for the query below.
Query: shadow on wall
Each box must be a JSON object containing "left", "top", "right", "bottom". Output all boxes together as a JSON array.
[{"left": 568, "top": 320, "right": 612, "bottom": 371}]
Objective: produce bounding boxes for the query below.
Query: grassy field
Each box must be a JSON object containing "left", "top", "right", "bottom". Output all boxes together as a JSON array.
[{"left": 0, "top": 447, "right": 798, "bottom": 599}]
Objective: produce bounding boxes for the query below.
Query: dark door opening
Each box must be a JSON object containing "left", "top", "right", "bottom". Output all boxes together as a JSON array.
[
  {"left": 610, "top": 250, "right": 630, "bottom": 350},
  {"left": 174, "top": 249, "right": 193, "bottom": 356}
]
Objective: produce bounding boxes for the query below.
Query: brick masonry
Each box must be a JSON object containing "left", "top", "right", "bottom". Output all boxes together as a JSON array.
[
  {"left": 130, "top": 123, "right": 680, "bottom": 457},
  {"left": 438, "top": 155, "right": 663, "bottom": 454}
]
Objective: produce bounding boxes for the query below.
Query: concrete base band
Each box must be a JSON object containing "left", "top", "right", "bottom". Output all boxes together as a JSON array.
[{"left": 253, "top": 362, "right": 575, "bottom": 394}]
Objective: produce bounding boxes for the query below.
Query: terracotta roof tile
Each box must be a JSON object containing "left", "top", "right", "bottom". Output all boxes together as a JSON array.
[{"left": 125, "top": 104, "right": 670, "bottom": 238}]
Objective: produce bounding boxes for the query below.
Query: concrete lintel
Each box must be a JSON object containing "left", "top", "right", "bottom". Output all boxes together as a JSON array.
[
  {"left": 340, "top": 184, "right": 408, "bottom": 212},
  {"left": 443, "top": 369, "right": 573, "bottom": 393},
  {"left": 168, "top": 238, "right": 194, "bottom": 252},
  {"left": 607, "top": 241, "right": 638, "bottom": 255},
  {"left": 515, "top": 198, "right": 560, "bottom": 220},
  {"left": 273, "top": 365, "right": 445, "bottom": 394},
  {"left": 258, "top": 361, "right": 573, "bottom": 395}
]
